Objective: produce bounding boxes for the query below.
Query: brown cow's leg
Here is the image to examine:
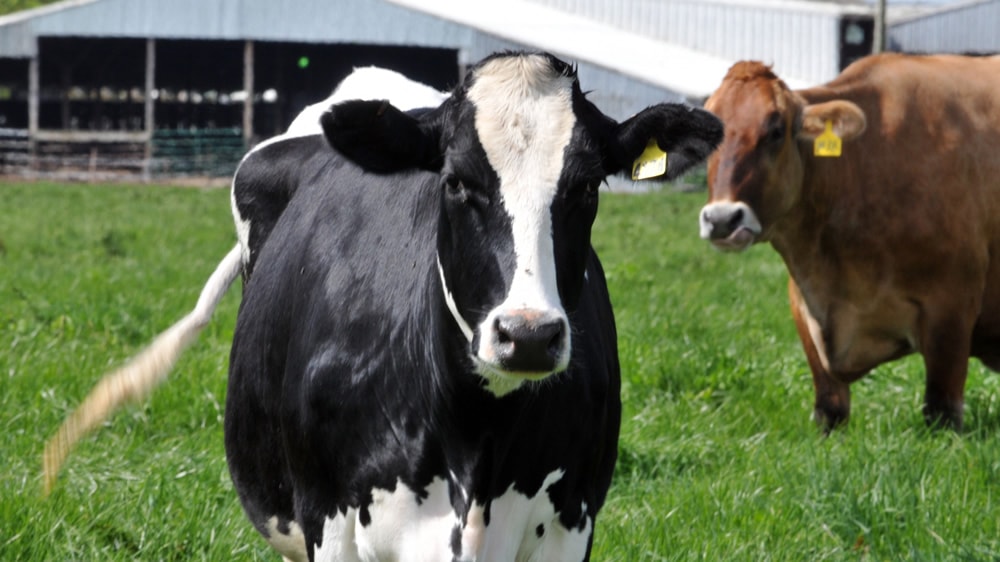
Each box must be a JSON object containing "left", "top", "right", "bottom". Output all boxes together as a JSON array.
[
  {"left": 789, "top": 279, "right": 850, "bottom": 432},
  {"left": 919, "top": 307, "right": 975, "bottom": 431},
  {"left": 812, "top": 369, "right": 851, "bottom": 432}
]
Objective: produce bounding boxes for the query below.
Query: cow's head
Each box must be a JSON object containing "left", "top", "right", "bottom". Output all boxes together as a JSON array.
[
  {"left": 322, "top": 51, "right": 722, "bottom": 395},
  {"left": 699, "top": 61, "right": 866, "bottom": 251}
]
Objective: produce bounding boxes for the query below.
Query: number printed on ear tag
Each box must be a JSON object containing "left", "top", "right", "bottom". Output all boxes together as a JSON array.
[
  {"left": 814, "top": 120, "right": 842, "bottom": 157},
  {"left": 632, "top": 139, "right": 668, "bottom": 180}
]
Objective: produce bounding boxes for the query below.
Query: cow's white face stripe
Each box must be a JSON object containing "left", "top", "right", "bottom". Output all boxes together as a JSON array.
[{"left": 466, "top": 55, "right": 575, "bottom": 383}]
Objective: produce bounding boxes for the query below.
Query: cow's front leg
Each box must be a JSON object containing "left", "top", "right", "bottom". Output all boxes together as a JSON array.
[{"left": 789, "top": 279, "right": 850, "bottom": 432}]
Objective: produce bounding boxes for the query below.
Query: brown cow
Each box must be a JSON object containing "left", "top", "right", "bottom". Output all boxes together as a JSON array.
[{"left": 699, "top": 53, "right": 1000, "bottom": 431}]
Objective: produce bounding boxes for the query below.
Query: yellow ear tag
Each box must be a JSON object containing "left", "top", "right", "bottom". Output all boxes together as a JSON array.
[
  {"left": 813, "top": 120, "right": 842, "bottom": 157},
  {"left": 631, "top": 139, "right": 668, "bottom": 180}
]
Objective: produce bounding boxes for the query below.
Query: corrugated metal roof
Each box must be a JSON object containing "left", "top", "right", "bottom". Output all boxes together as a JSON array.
[
  {"left": 888, "top": 0, "right": 1000, "bottom": 53},
  {"left": 0, "top": 0, "right": 479, "bottom": 56}
]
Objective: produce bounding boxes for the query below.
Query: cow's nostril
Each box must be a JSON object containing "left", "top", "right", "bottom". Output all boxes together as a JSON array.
[
  {"left": 727, "top": 207, "right": 744, "bottom": 230},
  {"left": 495, "top": 318, "right": 512, "bottom": 345},
  {"left": 547, "top": 324, "right": 565, "bottom": 355}
]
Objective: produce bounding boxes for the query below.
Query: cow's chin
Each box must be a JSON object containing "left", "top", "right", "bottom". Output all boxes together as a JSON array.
[
  {"left": 474, "top": 360, "right": 559, "bottom": 397},
  {"left": 711, "top": 227, "right": 757, "bottom": 253}
]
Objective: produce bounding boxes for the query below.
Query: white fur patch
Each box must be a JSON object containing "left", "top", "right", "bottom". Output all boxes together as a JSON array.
[
  {"left": 230, "top": 185, "right": 252, "bottom": 265},
  {"left": 438, "top": 256, "right": 475, "bottom": 342},
  {"left": 264, "top": 517, "right": 308, "bottom": 562},
  {"left": 287, "top": 66, "right": 448, "bottom": 138},
  {"left": 466, "top": 55, "right": 575, "bottom": 387},
  {"left": 311, "top": 469, "right": 589, "bottom": 562}
]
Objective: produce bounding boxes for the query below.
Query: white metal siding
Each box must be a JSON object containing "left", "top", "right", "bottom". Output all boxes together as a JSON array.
[
  {"left": 1, "top": 0, "right": 479, "bottom": 53},
  {"left": 889, "top": 0, "right": 1000, "bottom": 53},
  {"left": 527, "top": 0, "right": 867, "bottom": 84}
]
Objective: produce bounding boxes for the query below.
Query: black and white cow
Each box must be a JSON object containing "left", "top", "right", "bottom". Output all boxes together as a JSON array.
[
  {"left": 43, "top": 51, "right": 722, "bottom": 561},
  {"left": 42, "top": 66, "right": 449, "bottom": 497},
  {"left": 226, "top": 51, "right": 721, "bottom": 561}
]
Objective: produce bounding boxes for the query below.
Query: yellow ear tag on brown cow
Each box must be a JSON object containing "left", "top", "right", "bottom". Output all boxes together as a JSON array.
[
  {"left": 813, "top": 120, "right": 842, "bottom": 157},
  {"left": 632, "top": 139, "right": 668, "bottom": 180}
]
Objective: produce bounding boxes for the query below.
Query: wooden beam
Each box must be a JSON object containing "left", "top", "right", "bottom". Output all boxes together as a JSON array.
[
  {"left": 34, "top": 130, "right": 150, "bottom": 143},
  {"left": 28, "top": 54, "right": 39, "bottom": 172},
  {"left": 143, "top": 38, "right": 156, "bottom": 182},
  {"left": 243, "top": 40, "right": 254, "bottom": 145},
  {"left": 873, "top": 0, "right": 887, "bottom": 54}
]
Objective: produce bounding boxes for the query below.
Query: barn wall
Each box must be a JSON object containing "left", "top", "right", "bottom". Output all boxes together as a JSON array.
[
  {"left": 0, "top": 0, "right": 709, "bottom": 180},
  {"left": 1, "top": 0, "right": 477, "bottom": 54},
  {"left": 888, "top": 0, "right": 1000, "bottom": 54},
  {"left": 524, "top": 0, "right": 870, "bottom": 84}
]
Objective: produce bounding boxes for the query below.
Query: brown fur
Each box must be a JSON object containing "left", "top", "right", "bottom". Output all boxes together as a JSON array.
[{"left": 705, "top": 53, "right": 1000, "bottom": 430}]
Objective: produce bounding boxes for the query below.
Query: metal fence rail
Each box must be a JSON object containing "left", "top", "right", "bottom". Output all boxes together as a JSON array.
[
  {"left": 0, "top": 127, "right": 247, "bottom": 181},
  {"left": 150, "top": 128, "right": 246, "bottom": 178}
]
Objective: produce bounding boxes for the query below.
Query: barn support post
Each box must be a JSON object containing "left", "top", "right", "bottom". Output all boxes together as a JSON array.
[
  {"left": 59, "top": 64, "right": 71, "bottom": 129},
  {"left": 28, "top": 54, "right": 39, "bottom": 175},
  {"left": 872, "top": 0, "right": 887, "bottom": 53},
  {"left": 142, "top": 38, "right": 156, "bottom": 183},
  {"left": 243, "top": 40, "right": 255, "bottom": 147}
]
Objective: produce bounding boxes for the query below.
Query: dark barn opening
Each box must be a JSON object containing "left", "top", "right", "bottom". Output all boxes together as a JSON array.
[
  {"left": 0, "top": 58, "right": 29, "bottom": 174},
  {"left": 3, "top": 34, "right": 458, "bottom": 181},
  {"left": 0, "top": 58, "right": 29, "bottom": 129},
  {"left": 252, "top": 42, "right": 458, "bottom": 137}
]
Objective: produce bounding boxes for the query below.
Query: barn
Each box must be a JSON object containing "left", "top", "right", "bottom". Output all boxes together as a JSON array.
[
  {"left": 886, "top": 0, "right": 1000, "bottom": 54},
  {"left": 0, "top": 0, "right": 994, "bottom": 182},
  {"left": 0, "top": 0, "right": 734, "bottom": 182}
]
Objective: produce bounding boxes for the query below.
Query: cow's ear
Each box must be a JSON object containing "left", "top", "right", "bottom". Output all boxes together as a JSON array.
[
  {"left": 608, "top": 104, "right": 724, "bottom": 180},
  {"left": 321, "top": 99, "right": 443, "bottom": 173},
  {"left": 798, "top": 100, "right": 866, "bottom": 142}
]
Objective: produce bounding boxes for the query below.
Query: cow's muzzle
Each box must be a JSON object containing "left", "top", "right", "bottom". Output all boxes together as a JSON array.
[
  {"left": 477, "top": 308, "right": 570, "bottom": 379},
  {"left": 491, "top": 311, "right": 567, "bottom": 373},
  {"left": 699, "top": 202, "right": 762, "bottom": 252}
]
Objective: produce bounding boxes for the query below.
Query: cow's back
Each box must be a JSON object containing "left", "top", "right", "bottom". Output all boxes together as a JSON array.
[{"left": 796, "top": 54, "right": 1000, "bottom": 366}]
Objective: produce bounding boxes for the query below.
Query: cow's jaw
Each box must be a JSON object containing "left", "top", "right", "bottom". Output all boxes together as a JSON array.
[{"left": 466, "top": 55, "right": 576, "bottom": 395}]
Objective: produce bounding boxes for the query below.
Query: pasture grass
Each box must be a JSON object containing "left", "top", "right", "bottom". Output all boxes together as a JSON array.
[{"left": 1, "top": 181, "right": 997, "bottom": 560}]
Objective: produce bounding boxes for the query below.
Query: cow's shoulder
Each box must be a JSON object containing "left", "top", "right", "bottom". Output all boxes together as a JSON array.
[{"left": 234, "top": 134, "right": 331, "bottom": 203}]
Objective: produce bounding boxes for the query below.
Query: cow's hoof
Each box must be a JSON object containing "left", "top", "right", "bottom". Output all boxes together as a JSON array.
[{"left": 813, "top": 406, "right": 849, "bottom": 434}]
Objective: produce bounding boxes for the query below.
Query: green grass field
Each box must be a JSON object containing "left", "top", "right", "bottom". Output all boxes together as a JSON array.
[{"left": 1, "top": 181, "right": 997, "bottom": 560}]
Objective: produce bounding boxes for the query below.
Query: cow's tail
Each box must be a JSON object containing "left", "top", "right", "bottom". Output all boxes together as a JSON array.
[{"left": 42, "top": 244, "right": 243, "bottom": 496}]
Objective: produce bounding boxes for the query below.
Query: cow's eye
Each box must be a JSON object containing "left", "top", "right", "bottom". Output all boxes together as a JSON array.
[
  {"left": 564, "top": 179, "right": 601, "bottom": 204},
  {"left": 443, "top": 174, "right": 464, "bottom": 197},
  {"left": 444, "top": 174, "right": 490, "bottom": 212},
  {"left": 763, "top": 122, "right": 785, "bottom": 145}
]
